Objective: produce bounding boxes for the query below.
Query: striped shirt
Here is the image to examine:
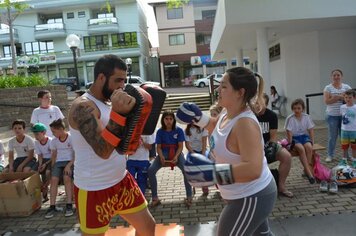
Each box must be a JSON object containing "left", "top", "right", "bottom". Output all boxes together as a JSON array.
[{"left": 324, "top": 83, "right": 351, "bottom": 116}]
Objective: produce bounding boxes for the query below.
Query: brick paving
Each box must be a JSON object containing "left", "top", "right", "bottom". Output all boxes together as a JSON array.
[{"left": 1, "top": 123, "right": 356, "bottom": 234}]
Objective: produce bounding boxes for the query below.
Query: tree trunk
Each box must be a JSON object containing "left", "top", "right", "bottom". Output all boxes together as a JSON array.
[{"left": 8, "top": 7, "right": 17, "bottom": 75}]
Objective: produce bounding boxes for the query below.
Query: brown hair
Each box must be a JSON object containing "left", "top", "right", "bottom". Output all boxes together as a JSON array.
[
  {"left": 209, "top": 103, "right": 223, "bottom": 116},
  {"left": 49, "top": 119, "right": 65, "bottom": 130},
  {"left": 331, "top": 69, "right": 343, "bottom": 76},
  {"left": 160, "top": 110, "right": 176, "bottom": 130},
  {"left": 225, "top": 67, "right": 264, "bottom": 113},
  {"left": 12, "top": 119, "right": 26, "bottom": 129},
  {"left": 291, "top": 98, "right": 305, "bottom": 110},
  {"left": 345, "top": 89, "right": 356, "bottom": 97}
]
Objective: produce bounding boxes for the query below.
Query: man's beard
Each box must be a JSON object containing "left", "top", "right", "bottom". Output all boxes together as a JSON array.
[{"left": 102, "top": 77, "right": 113, "bottom": 100}]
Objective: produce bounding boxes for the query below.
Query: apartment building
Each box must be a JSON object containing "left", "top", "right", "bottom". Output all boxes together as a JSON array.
[
  {"left": 150, "top": 0, "right": 223, "bottom": 87},
  {"left": 211, "top": 0, "right": 356, "bottom": 119},
  {"left": 0, "top": 0, "right": 152, "bottom": 86}
]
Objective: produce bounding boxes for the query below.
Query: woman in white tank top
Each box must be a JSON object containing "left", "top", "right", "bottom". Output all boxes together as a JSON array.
[{"left": 203, "top": 67, "right": 277, "bottom": 236}]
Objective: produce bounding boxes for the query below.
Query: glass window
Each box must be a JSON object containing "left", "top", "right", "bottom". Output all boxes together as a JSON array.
[
  {"left": 202, "top": 10, "right": 216, "bottom": 19},
  {"left": 83, "top": 35, "right": 109, "bottom": 51},
  {"left": 98, "top": 13, "right": 114, "bottom": 18},
  {"left": 169, "top": 34, "right": 185, "bottom": 45},
  {"left": 167, "top": 7, "right": 183, "bottom": 19},
  {"left": 3, "top": 45, "right": 11, "bottom": 58},
  {"left": 111, "top": 32, "right": 137, "bottom": 47},
  {"left": 78, "top": 11, "right": 86, "bottom": 18},
  {"left": 67, "top": 12, "right": 74, "bottom": 19},
  {"left": 24, "top": 41, "right": 53, "bottom": 55}
]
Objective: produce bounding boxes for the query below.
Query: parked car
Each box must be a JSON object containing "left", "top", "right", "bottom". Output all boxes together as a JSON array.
[
  {"left": 85, "top": 75, "right": 160, "bottom": 89},
  {"left": 49, "top": 77, "right": 78, "bottom": 91},
  {"left": 193, "top": 74, "right": 223, "bottom": 88}
]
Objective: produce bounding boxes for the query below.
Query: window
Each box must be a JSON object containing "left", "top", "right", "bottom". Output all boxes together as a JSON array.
[
  {"left": 25, "top": 41, "right": 54, "bottom": 55},
  {"left": 3, "top": 45, "right": 11, "bottom": 58},
  {"left": 167, "top": 7, "right": 183, "bottom": 19},
  {"left": 196, "top": 33, "right": 211, "bottom": 45},
  {"left": 169, "top": 34, "right": 185, "bottom": 45},
  {"left": 269, "top": 43, "right": 280, "bottom": 61},
  {"left": 83, "top": 35, "right": 109, "bottom": 51},
  {"left": 112, "top": 32, "right": 138, "bottom": 47},
  {"left": 98, "top": 13, "right": 114, "bottom": 18},
  {"left": 67, "top": 12, "right": 74, "bottom": 19},
  {"left": 202, "top": 10, "right": 216, "bottom": 19},
  {"left": 78, "top": 11, "right": 86, "bottom": 18},
  {"left": 47, "top": 18, "right": 63, "bottom": 24}
]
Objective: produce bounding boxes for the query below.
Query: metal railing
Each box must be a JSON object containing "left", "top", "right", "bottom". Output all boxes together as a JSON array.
[{"left": 305, "top": 88, "right": 356, "bottom": 114}]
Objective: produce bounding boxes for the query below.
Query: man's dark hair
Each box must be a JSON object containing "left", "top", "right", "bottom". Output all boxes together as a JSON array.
[
  {"left": 12, "top": 119, "right": 26, "bottom": 129},
  {"left": 94, "top": 54, "right": 127, "bottom": 81},
  {"left": 37, "top": 90, "right": 50, "bottom": 98},
  {"left": 49, "top": 119, "right": 65, "bottom": 130}
]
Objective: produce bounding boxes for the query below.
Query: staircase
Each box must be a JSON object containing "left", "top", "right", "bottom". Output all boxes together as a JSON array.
[{"left": 162, "top": 93, "right": 212, "bottom": 112}]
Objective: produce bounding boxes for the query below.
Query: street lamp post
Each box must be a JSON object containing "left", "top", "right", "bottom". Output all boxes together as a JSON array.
[
  {"left": 125, "top": 58, "right": 132, "bottom": 82},
  {"left": 66, "top": 34, "right": 81, "bottom": 90}
]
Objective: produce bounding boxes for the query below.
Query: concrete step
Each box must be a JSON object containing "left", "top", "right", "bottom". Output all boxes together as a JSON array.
[{"left": 162, "top": 93, "right": 212, "bottom": 112}]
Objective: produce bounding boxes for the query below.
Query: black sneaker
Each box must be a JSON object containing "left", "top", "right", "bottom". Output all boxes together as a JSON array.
[
  {"left": 308, "top": 177, "right": 316, "bottom": 184},
  {"left": 64, "top": 204, "right": 74, "bottom": 217},
  {"left": 45, "top": 206, "right": 62, "bottom": 219}
]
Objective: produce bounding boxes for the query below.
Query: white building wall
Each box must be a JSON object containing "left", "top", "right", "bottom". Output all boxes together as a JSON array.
[
  {"left": 155, "top": 4, "right": 194, "bottom": 29},
  {"left": 282, "top": 31, "right": 322, "bottom": 120},
  {"left": 318, "top": 28, "right": 356, "bottom": 90}
]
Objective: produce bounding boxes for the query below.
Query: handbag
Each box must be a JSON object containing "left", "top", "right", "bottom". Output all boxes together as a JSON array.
[{"left": 313, "top": 153, "right": 331, "bottom": 181}]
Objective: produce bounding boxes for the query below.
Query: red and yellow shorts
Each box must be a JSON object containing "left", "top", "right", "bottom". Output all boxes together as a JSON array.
[{"left": 74, "top": 173, "right": 147, "bottom": 234}]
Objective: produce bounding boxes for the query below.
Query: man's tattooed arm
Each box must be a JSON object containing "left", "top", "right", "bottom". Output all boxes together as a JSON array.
[{"left": 70, "top": 101, "right": 121, "bottom": 159}]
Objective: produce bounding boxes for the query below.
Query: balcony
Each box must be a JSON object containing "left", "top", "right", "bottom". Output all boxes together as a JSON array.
[
  {"left": 34, "top": 23, "right": 66, "bottom": 40},
  {"left": 87, "top": 17, "right": 119, "bottom": 34},
  {"left": 0, "top": 28, "right": 19, "bottom": 44}
]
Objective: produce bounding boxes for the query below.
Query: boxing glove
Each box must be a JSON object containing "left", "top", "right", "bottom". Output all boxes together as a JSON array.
[
  {"left": 184, "top": 153, "right": 234, "bottom": 187},
  {"left": 176, "top": 102, "right": 209, "bottom": 128}
]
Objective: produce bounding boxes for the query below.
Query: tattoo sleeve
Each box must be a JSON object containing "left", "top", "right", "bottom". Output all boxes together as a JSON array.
[{"left": 72, "top": 103, "right": 120, "bottom": 159}]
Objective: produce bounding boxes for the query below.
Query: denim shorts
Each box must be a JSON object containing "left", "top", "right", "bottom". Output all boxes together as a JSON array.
[
  {"left": 6, "top": 156, "right": 38, "bottom": 171},
  {"left": 292, "top": 134, "right": 311, "bottom": 145},
  {"left": 52, "top": 161, "right": 73, "bottom": 178}
]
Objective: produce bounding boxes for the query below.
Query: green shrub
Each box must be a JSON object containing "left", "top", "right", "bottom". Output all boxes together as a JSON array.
[{"left": 0, "top": 75, "right": 48, "bottom": 88}]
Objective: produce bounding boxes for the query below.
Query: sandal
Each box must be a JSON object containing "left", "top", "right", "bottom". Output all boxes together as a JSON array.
[
  {"left": 278, "top": 190, "right": 294, "bottom": 198},
  {"left": 184, "top": 198, "right": 193, "bottom": 208},
  {"left": 150, "top": 199, "right": 161, "bottom": 208}
]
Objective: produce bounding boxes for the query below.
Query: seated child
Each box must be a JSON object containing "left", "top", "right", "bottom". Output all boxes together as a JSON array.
[
  {"left": 4, "top": 119, "right": 36, "bottom": 173},
  {"left": 185, "top": 124, "right": 208, "bottom": 196},
  {"left": 127, "top": 134, "right": 155, "bottom": 195},
  {"left": 45, "top": 119, "right": 74, "bottom": 219},
  {"left": 285, "top": 98, "right": 315, "bottom": 184},
  {"left": 31, "top": 123, "right": 53, "bottom": 202}
]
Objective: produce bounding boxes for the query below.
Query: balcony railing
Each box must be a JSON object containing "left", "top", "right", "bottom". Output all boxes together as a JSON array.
[
  {"left": 0, "top": 28, "right": 17, "bottom": 34},
  {"left": 35, "top": 23, "right": 65, "bottom": 31},
  {"left": 88, "top": 17, "right": 117, "bottom": 26}
]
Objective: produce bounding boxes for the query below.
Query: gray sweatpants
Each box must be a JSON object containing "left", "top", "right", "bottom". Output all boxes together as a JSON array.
[{"left": 217, "top": 179, "right": 277, "bottom": 236}]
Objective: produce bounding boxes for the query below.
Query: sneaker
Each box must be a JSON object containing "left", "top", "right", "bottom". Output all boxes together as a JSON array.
[
  {"left": 308, "top": 176, "right": 316, "bottom": 184},
  {"left": 325, "top": 156, "right": 333, "bottom": 163},
  {"left": 319, "top": 180, "right": 328, "bottom": 192},
  {"left": 64, "top": 205, "right": 74, "bottom": 217},
  {"left": 329, "top": 181, "right": 338, "bottom": 194},
  {"left": 44, "top": 206, "right": 62, "bottom": 219},
  {"left": 338, "top": 159, "right": 348, "bottom": 166}
]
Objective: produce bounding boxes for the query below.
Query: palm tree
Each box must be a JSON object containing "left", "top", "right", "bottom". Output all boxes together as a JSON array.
[{"left": 0, "top": 0, "right": 29, "bottom": 75}]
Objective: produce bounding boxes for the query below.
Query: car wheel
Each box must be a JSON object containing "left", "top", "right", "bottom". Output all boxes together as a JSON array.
[
  {"left": 66, "top": 85, "right": 73, "bottom": 92},
  {"left": 199, "top": 82, "right": 205, "bottom": 88}
]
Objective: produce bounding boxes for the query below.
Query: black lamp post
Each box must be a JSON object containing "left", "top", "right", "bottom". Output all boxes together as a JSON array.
[
  {"left": 66, "top": 34, "right": 81, "bottom": 90},
  {"left": 125, "top": 58, "right": 132, "bottom": 82}
]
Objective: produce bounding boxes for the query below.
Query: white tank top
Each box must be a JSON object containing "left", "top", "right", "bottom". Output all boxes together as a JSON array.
[
  {"left": 70, "top": 93, "right": 127, "bottom": 191},
  {"left": 210, "top": 109, "right": 272, "bottom": 200}
]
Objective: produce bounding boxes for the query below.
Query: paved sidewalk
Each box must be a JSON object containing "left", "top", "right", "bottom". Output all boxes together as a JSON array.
[{"left": 2, "top": 121, "right": 356, "bottom": 235}]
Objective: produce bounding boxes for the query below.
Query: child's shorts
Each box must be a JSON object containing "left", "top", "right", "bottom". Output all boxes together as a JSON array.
[
  {"left": 341, "top": 130, "right": 356, "bottom": 150},
  {"left": 7, "top": 156, "right": 37, "bottom": 171},
  {"left": 74, "top": 172, "right": 147, "bottom": 235},
  {"left": 39, "top": 159, "right": 52, "bottom": 182},
  {"left": 52, "top": 161, "right": 73, "bottom": 178},
  {"left": 292, "top": 134, "right": 311, "bottom": 145}
]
